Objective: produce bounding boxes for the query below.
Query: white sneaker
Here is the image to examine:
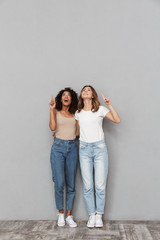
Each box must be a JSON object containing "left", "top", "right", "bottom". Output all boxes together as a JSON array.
[
  {"left": 87, "top": 214, "right": 96, "bottom": 228},
  {"left": 66, "top": 215, "right": 77, "bottom": 228},
  {"left": 57, "top": 213, "right": 65, "bottom": 227},
  {"left": 95, "top": 214, "right": 103, "bottom": 227}
]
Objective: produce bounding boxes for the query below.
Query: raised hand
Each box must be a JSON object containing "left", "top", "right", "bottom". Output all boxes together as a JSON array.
[
  {"left": 101, "top": 93, "right": 111, "bottom": 106},
  {"left": 49, "top": 96, "right": 56, "bottom": 110}
]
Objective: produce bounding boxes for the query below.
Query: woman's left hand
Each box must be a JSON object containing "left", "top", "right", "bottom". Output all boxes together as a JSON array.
[
  {"left": 101, "top": 93, "right": 111, "bottom": 106},
  {"left": 52, "top": 132, "right": 56, "bottom": 140}
]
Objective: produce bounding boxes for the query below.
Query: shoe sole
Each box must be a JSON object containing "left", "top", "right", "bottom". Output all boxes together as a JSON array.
[
  {"left": 87, "top": 224, "right": 95, "bottom": 228},
  {"left": 95, "top": 225, "right": 103, "bottom": 227},
  {"left": 57, "top": 222, "right": 65, "bottom": 227},
  {"left": 66, "top": 222, "right": 77, "bottom": 228}
]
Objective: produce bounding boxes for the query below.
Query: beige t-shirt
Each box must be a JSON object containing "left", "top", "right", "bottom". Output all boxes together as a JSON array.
[{"left": 55, "top": 111, "right": 76, "bottom": 140}]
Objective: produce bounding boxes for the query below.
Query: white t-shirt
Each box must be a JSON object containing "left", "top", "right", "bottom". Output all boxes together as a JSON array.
[{"left": 75, "top": 106, "right": 110, "bottom": 143}]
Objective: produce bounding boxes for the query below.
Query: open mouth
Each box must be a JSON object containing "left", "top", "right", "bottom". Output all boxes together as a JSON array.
[{"left": 64, "top": 99, "right": 69, "bottom": 102}]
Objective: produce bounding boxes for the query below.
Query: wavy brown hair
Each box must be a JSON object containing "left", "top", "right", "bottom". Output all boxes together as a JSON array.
[{"left": 78, "top": 85, "right": 100, "bottom": 112}]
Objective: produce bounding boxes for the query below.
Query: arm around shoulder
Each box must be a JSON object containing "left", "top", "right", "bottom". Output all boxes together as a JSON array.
[{"left": 76, "top": 120, "right": 80, "bottom": 137}]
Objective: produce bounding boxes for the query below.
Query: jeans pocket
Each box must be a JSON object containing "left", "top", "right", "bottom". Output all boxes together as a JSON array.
[
  {"left": 97, "top": 143, "right": 106, "bottom": 149},
  {"left": 80, "top": 144, "right": 86, "bottom": 149},
  {"left": 53, "top": 141, "right": 62, "bottom": 146}
]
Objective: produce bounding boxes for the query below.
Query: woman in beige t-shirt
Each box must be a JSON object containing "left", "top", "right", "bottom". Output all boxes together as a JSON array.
[{"left": 49, "top": 88, "right": 79, "bottom": 228}]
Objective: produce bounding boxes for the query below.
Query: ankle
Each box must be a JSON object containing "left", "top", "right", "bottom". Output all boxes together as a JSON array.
[
  {"left": 66, "top": 210, "right": 72, "bottom": 218},
  {"left": 59, "top": 209, "right": 64, "bottom": 214}
]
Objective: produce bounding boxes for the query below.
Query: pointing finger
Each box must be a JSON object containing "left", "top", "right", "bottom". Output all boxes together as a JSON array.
[
  {"left": 101, "top": 93, "right": 105, "bottom": 101},
  {"left": 51, "top": 96, "right": 54, "bottom": 101}
]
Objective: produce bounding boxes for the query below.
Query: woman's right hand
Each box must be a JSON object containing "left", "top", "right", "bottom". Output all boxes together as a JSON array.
[{"left": 49, "top": 96, "right": 56, "bottom": 110}]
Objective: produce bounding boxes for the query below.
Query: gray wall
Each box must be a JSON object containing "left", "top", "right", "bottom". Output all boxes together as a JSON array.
[{"left": 0, "top": 0, "right": 160, "bottom": 220}]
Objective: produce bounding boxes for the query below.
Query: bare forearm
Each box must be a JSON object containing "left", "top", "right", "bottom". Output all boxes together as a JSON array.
[
  {"left": 108, "top": 104, "right": 121, "bottom": 123},
  {"left": 49, "top": 109, "right": 56, "bottom": 130}
]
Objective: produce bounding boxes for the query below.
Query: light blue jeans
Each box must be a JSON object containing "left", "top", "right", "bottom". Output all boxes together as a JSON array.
[{"left": 79, "top": 139, "right": 108, "bottom": 215}]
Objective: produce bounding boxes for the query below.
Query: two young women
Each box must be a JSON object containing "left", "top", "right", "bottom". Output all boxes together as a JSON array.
[{"left": 49, "top": 85, "right": 120, "bottom": 228}]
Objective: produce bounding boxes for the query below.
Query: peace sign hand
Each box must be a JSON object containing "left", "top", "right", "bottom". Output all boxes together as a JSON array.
[
  {"left": 49, "top": 96, "right": 56, "bottom": 110},
  {"left": 101, "top": 93, "right": 111, "bottom": 106}
]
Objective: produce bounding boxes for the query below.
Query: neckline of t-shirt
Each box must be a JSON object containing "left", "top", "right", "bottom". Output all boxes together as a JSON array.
[
  {"left": 82, "top": 109, "right": 92, "bottom": 112},
  {"left": 82, "top": 106, "right": 103, "bottom": 112},
  {"left": 82, "top": 107, "right": 97, "bottom": 112}
]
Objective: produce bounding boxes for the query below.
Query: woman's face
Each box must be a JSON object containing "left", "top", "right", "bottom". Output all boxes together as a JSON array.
[
  {"left": 81, "top": 86, "right": 93, "bottom": 99},
  {"left": 61, "top": 91, "right": 72, "bottom": 106}
]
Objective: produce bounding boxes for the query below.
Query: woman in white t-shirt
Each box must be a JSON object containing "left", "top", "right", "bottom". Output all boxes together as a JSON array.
[{"left": 75, "top": 85, "right": 120, "bottom": 228}]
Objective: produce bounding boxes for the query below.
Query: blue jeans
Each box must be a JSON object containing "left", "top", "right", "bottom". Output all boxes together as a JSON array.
[
  {"left": 79, "top": 139, "right": 108, "bottom": 215},
  {"left": 50, "top": 137, "right": 78, "bottom": 210}
]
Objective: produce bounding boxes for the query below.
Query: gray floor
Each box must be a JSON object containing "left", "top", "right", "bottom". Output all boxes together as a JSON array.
[{"left": 0, "top": 220, "right": 160, "bottom": 240}]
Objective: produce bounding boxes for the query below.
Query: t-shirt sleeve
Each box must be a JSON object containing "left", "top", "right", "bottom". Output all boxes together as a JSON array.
[
  {"left": 75, "top": 111, "right": 79, "bottom": 120},
  {"left": 100, "top": 106, "right": 110, "bottom": 118}
]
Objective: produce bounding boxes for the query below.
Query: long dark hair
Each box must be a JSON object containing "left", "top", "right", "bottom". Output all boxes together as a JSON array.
[
  {"left": 78, "top": 85, "right": 100, "bottom": 112},
  {"left": 55, "top": 87, "right": 78, "bottom": 114}
]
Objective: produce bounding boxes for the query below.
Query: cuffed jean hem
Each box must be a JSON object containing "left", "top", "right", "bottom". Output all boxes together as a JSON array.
[
  {"left": 56, "top": 200, "right": 64, "bottom": 210},
  {"left": 56, "top": 204, "right": 74, "bottom": 211},
  {"left": 57, "top": 208, "right": 73, "bottom": 211},
  {"left": 96, "top": 211, "right": 104, "bottom": 215},
  {"left": 89, "top": 212, "right": 96, "bottom": 216}
]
